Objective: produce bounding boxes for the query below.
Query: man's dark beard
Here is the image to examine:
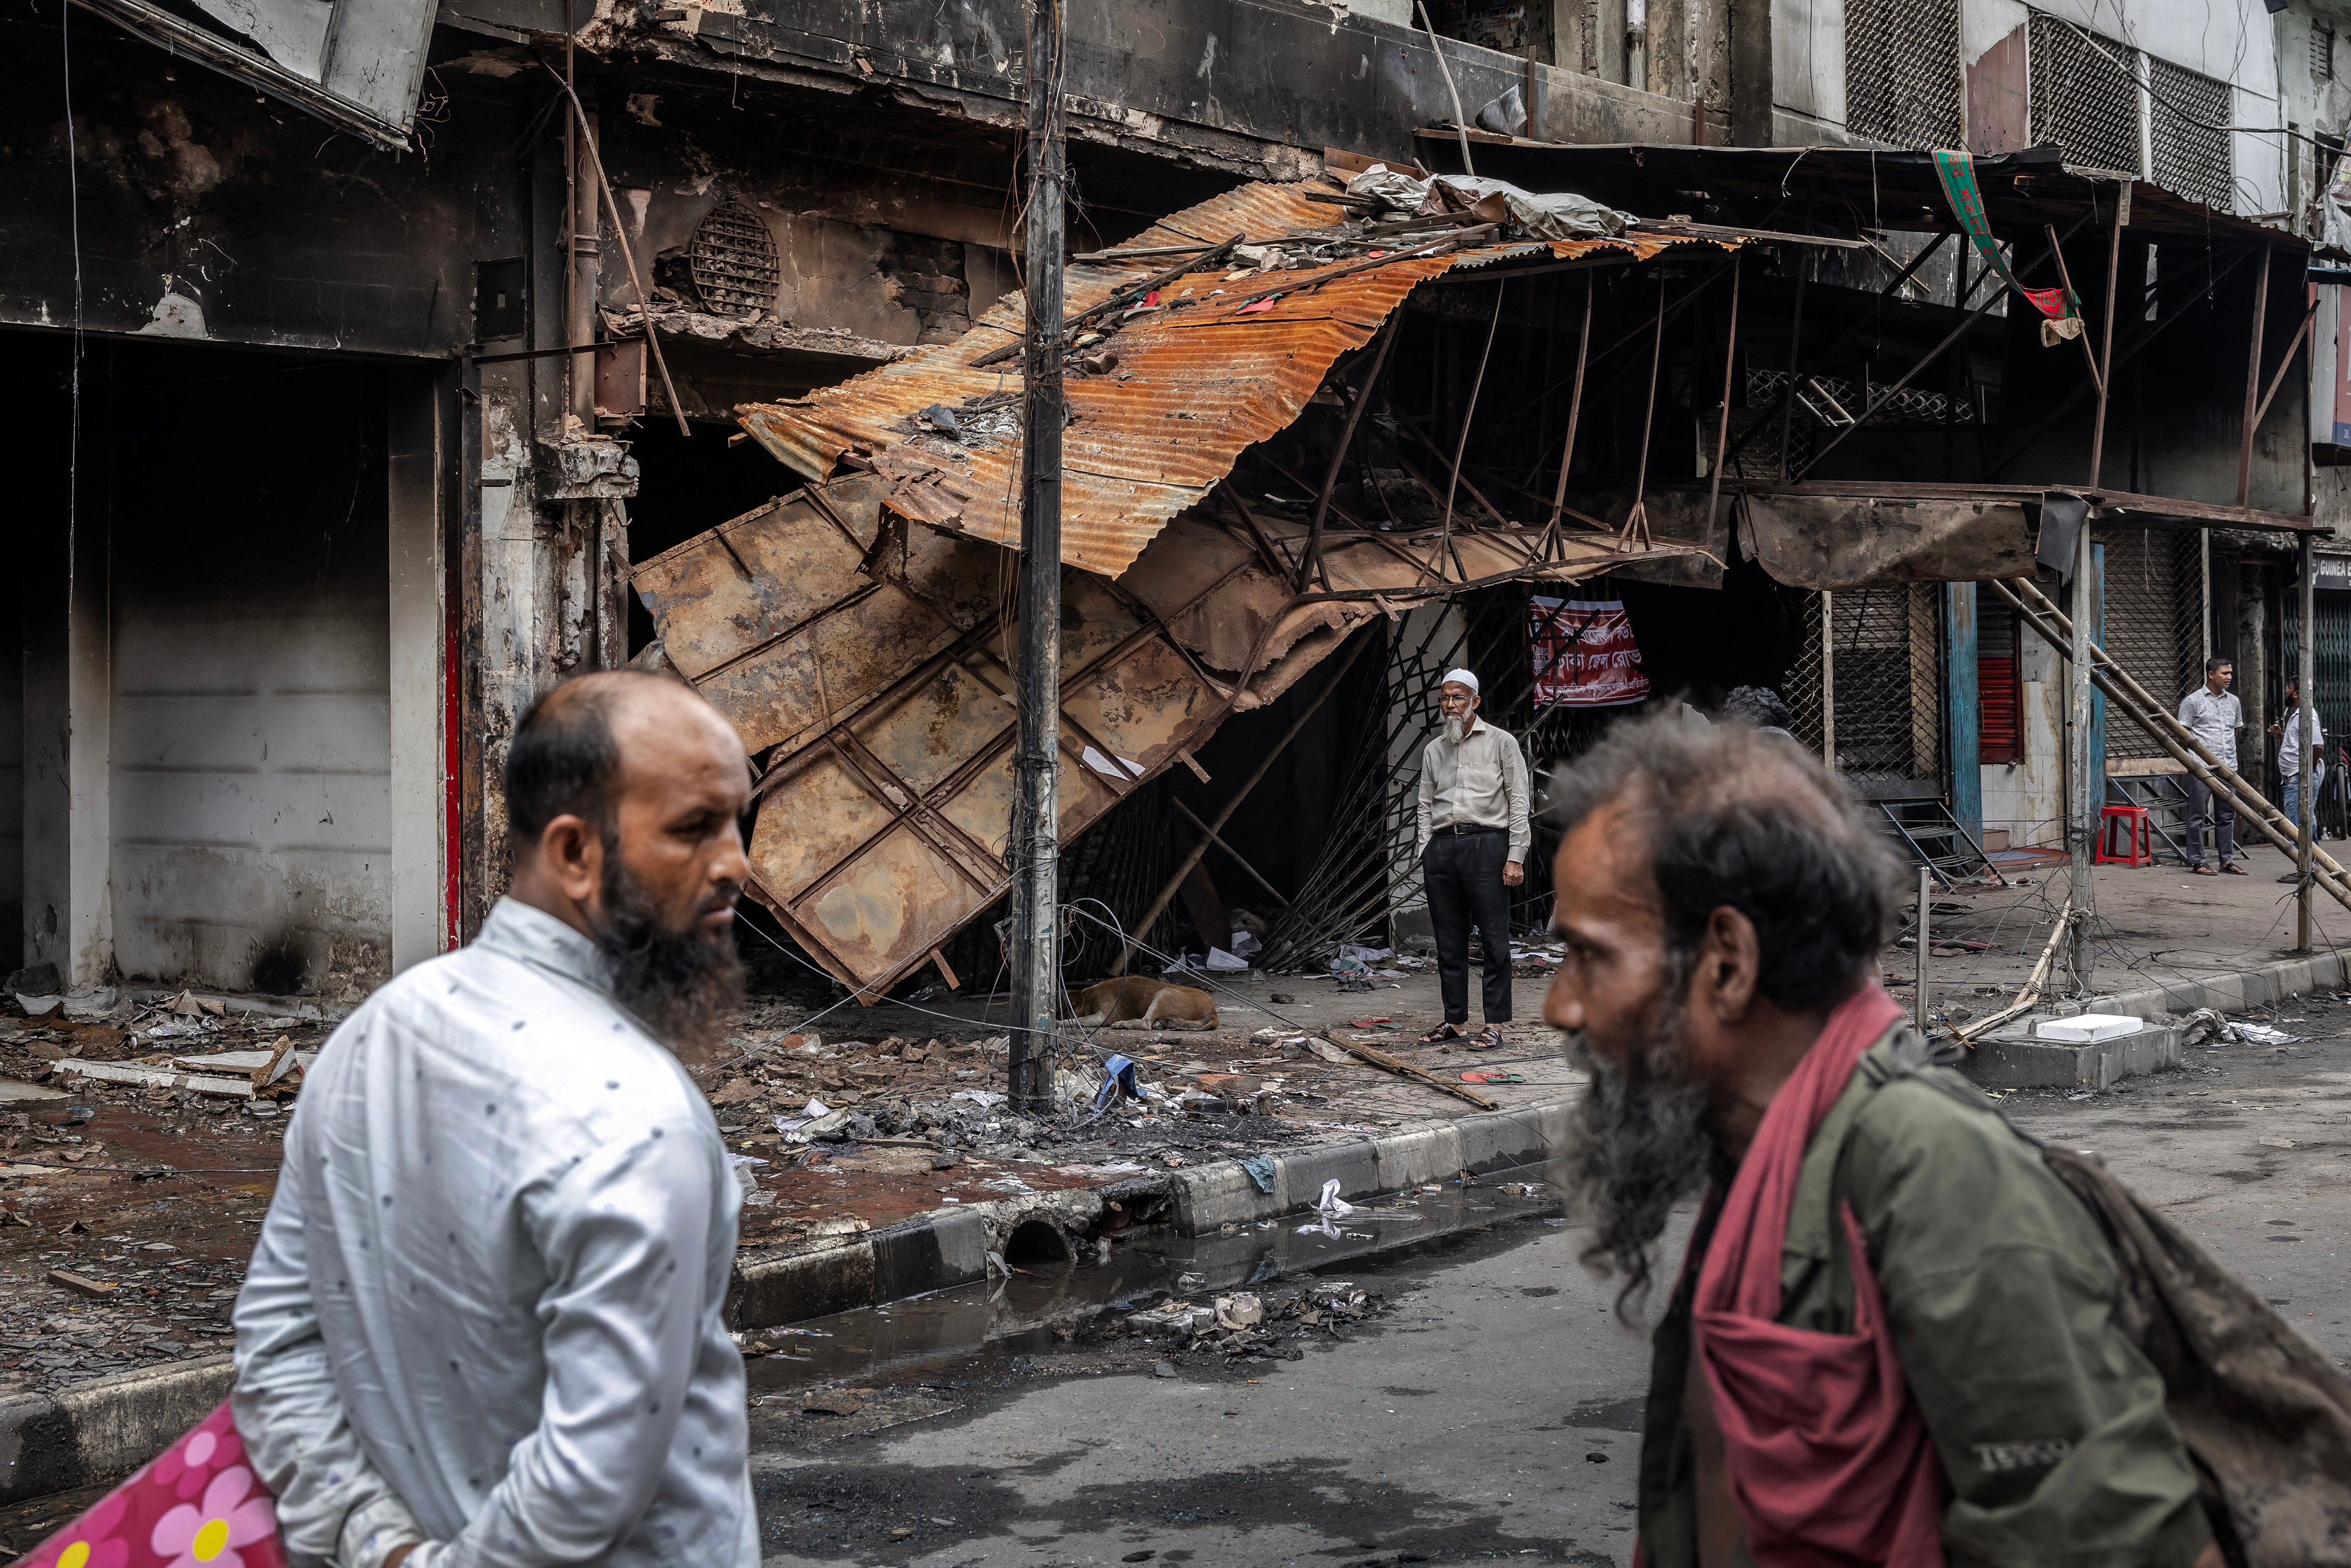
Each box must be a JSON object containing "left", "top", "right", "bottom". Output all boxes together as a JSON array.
[
  {"left": 593, "top": 847, "right": 746, "bottom": 1061},
  {"left": 1565, "top": 969, "right": 1712, "bottom": 1326}
]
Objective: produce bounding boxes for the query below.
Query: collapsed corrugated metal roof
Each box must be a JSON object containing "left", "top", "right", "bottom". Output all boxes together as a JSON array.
[
  {"left": 634, "top": 479, "right": 1692, "bottom": 996},
  {"left": 737, "top": 179, "right": 1729, "bottom": 578}
]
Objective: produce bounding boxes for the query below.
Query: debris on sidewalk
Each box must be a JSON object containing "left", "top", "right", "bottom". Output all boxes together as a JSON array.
[
  {"left": 2181, "top": 1008, "right": 2303, "bottom": 1047},
  {"left": 1109, "top": 1277, "right": 1394, "bottom": 1364}
]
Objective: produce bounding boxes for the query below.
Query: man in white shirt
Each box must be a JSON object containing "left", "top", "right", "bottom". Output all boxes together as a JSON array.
[
  {"left": 234, "top": 670, "right": 759, "bottom": 1568},
  {"left": 2177, "top": 656, "right": 2245, "bottom": 876},
  {"left": 2270, "top": 673, "right": 2326, "bottom": 881},
  {"left": 1413, "top": 668, "right": 1531, "bottom": 1051}
]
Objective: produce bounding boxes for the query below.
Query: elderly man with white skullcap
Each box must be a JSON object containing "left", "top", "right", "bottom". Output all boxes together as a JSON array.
[{"left": 1412, "top": 668, "right": 1531, "bottom": 1051}]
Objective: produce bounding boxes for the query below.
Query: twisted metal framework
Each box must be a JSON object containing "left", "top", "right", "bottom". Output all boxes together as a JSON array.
[{"left": 1259, "top": 585, "right": 1615, "bottom": 971}]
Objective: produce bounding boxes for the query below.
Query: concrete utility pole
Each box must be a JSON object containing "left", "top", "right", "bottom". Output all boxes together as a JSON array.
[
  {"left": 2300, "top": 535, "right": 2317, "bottom": 953},
  {"left": 2068, "top": 519, "right": 2094, "bottom": 993},
  {"left": 1006, "top": 0, "right": 1065, "bottom": 1115}
]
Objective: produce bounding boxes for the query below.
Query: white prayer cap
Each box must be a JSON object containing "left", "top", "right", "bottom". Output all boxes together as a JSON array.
[{"left": 1440, "top": 668, "right": 1481, "bottom": 695}]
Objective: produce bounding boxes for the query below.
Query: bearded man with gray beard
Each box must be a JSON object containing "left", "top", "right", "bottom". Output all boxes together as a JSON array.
[
  {"left": 1413, "top": 668, "right": 1530, "bottom": 1051},
  {"left": 234, "top": 671, "right": 759, "bottom": 1568},
  {"left": 1543, "top": 712, "right": 2220, "bottom": 1568}
]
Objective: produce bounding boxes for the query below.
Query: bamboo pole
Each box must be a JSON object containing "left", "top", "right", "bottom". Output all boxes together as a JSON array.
[{"left": 1993, "top": 580, "right": 2351, "bottom": 912}]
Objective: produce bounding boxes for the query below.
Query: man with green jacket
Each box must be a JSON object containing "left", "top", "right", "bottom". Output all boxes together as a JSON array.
[{"left": 1542, "top": 711, "right": 2220, "bottom": 1568}]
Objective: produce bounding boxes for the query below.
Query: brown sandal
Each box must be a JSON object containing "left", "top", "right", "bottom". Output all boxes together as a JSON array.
[
  {"left": 1419, "top": 1023, "right": 1466, "bottom": 1045},
  {"left": 1467, "top": 1026, "right": 1506, "bottom": 1051},
  {"left": 2192, "top": 864, "right": 2219, "bottom": 876},
  {"left": 2219, "top": 861, "right": 2249, "bottom": 876}
]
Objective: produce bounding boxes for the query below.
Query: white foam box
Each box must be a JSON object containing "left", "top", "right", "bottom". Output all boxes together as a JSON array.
[{"left": 2034, "top": 1013, "right": 2144, "bottom": 1043}]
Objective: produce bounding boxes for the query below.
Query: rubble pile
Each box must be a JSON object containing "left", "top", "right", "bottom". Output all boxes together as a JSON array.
[
  {"left": 0, "top": 986, "right": 325, "bottom": 1117},
  {"left": 1109, "top": 1279, "right": 1393, "bottom": 1367},
  {"left": 690, "top": 1027, "right": 1335, "bottom": 1211}
]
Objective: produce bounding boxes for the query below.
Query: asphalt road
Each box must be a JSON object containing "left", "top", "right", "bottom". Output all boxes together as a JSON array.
[
  {"left": 7, "top": 998, "right": 2349, "bottom": 1568},
  {"left": 744, "top": 1001, "right": 2351, "bottom": 1568},
  {"left": 746, "top": 1215, "right": 1663, "bottom": 1568}
]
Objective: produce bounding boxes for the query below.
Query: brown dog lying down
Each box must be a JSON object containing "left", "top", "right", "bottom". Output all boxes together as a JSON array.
[{"left": 1067, "top": 975, "right": 1218, "bottom": 1031}]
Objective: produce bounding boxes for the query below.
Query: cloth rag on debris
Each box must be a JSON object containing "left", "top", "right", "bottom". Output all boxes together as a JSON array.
[
  {"left": 1094, "top": 1054, "right": 1144, "bottom": 1112},
  {"left": 1691, "top": 983, "right": 1948, "bottom": 1567}
]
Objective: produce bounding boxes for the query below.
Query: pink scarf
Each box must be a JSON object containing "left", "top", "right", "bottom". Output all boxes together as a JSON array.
[{"left": 1691, "top": 984, "right": 1948, "bottom": 1567}]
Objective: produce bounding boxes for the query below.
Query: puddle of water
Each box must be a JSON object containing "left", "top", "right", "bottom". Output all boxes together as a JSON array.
[{"left": 741, "top": 1161, "right": 1567, "bottom": 1391}]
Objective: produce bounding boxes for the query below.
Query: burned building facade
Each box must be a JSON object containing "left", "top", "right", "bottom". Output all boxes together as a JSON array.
[{"left": 0, "top": 0, "right": 2335, "bottom": 1001}]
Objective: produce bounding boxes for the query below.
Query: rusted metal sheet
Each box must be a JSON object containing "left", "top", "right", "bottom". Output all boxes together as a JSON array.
[
  {"left": 636, "top": 477, "right": 1695, "bottom": 996},
  {"left": 1738, "top": 490, "right": 2039, "bottom": 589},
  {"left": 737, "top": 180, "right": 1716, "bottom": 579}
]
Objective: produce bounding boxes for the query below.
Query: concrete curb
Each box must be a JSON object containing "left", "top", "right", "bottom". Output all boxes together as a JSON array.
[
  {"left": 0, "top": 1353, "right": 234, "bottom": 1505},
  {"left": 1, "top": 1103, "right": 1577, "bottom": 1506},
  {"left": 729, "top": 1098, "right": 1573, "bottom": 1329},
  {"left": 2053, "top": 950, "right": 2348, "bottom": 1027}
]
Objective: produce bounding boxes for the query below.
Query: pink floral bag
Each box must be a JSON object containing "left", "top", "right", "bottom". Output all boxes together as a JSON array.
[{"left": 19, "top": 1403, "right": 281, "bottom": 1568}]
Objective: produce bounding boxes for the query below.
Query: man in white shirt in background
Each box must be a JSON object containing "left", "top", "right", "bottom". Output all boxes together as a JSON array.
[
  {"left": 234, "top": 670, "right": 760, "bottom": 1568},
  {"left": 1413, "top": 668, "right": 1531, "bottom": 1052},
  {"left": 2271, "top": 672, "right": 2326, "bottom": 881},
  {"left": 2178, "top": 655, "right": 2247, "bottom": 876}
]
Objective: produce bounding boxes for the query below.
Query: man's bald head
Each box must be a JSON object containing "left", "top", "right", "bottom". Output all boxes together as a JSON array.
[
  {"left": 503, "top": 671, "right": 752, "bottom": 1055},
  {"left": 506, "top": 671, "right": 741, "bottom": 844},
  {"left": 1549, "top": 709, "right": 1897, "bottom": 1011}
]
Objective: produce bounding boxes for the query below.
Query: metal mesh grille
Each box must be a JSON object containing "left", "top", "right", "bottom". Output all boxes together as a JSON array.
[
  {"left": 1261, "top": 588, "right": 1597, "bottom": 971},
  {"left": 1747, "top": 367, "right": 1964, "bottom": 427},
  {"left": 2281, "top": 594, "right": 2351, "bottom": 818},
  {"left": 1844, "top": 0, "right": 1963, "bottom": 148},
  {"left": 1785, "top": 586, "right": 1945, "bottom": 784},
  {"left": 2149, "top": 57, "right": 2234, "bottom": 211},
  {"left": 688, "top": 200, "right": 781, "bottom": 319},
  {"left": 2100, "top": 530, "right": 2202, "bottom": 763},
  {"left": 2029, "top": 14, "right": 2143, "bottom": 176}
]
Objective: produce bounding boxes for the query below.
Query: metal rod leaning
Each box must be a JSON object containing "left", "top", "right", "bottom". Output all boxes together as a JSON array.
[
  {"left": 1303, "top": 316, "right": 1402, "bottom": 591},
  {"left": 2236, "top": 241, "right": 2274, "bottom": 511},
  {"left": 1118, "top": 633, "right": 1378, "bottom": 971},
  {"left": 1954, "top": 900, "right": 2075, "bottom": 1046},
  {"left": 1545, "top": 271, "right": 1596, "bottom": 538},
  {"left": 544, "top": 67, "right": 690, "bottom": 437}
]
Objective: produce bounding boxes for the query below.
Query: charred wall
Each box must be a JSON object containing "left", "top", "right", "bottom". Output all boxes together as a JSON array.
[{"left": 0, "top": 11, "right": 539, "bottom": 356}]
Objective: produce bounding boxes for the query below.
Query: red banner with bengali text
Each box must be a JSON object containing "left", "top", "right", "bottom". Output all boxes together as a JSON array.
[{"left": 1530, "top": 597, "right": 1650, "bottom": 708}]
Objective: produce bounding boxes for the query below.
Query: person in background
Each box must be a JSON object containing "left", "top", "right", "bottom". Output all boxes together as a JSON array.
[
  {"left": 2178, "top": 656, "right": 2246, "bottom": 876},
  {"left": 2270, "top": 673, "right": 2325, "bottom": 881},
  {"left": 1719, "top": 685, "right": 1794, "bottom": 740},
  {"left": 234, "top": 670, "right": 760, "bottom": 1568},
  {"left": 1413, "top": 667, "right": 1531, "bottom": 1052}
]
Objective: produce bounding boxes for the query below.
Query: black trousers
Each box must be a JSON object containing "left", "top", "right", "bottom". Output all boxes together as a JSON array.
[{"left": 1424, "top": 829, "right": 1514, "bottom": 1025}]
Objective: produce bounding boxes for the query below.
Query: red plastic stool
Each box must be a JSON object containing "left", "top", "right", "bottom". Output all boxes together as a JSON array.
[{"left": 2096, "top": 804, "right": 2152, "bottom": 866}]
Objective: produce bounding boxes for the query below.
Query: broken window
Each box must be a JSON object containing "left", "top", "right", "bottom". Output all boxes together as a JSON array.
[{"left": 73, "top": 0, "right": 438, "bottom": 147}]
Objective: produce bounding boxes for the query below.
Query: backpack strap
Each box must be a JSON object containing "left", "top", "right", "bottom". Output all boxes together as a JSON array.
[{"left": 1867, "top": 1025, "right": 2052, "bottom": 1152}]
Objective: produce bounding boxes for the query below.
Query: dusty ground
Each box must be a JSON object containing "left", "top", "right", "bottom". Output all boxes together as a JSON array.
[
  {"left": 4, "top": 928, "right": 2350, "bottom": 1560},
  {"left": 1898, "top": 838, "right": 2351, "bottom": 1022},
  {"left": 5, "top": 843, "right": 2344, "bottom": 1408}
]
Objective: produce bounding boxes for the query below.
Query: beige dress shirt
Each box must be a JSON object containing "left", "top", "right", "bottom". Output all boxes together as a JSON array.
[{"left": 1414, "top": 718, "right": 1532, "bottom": 862}]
